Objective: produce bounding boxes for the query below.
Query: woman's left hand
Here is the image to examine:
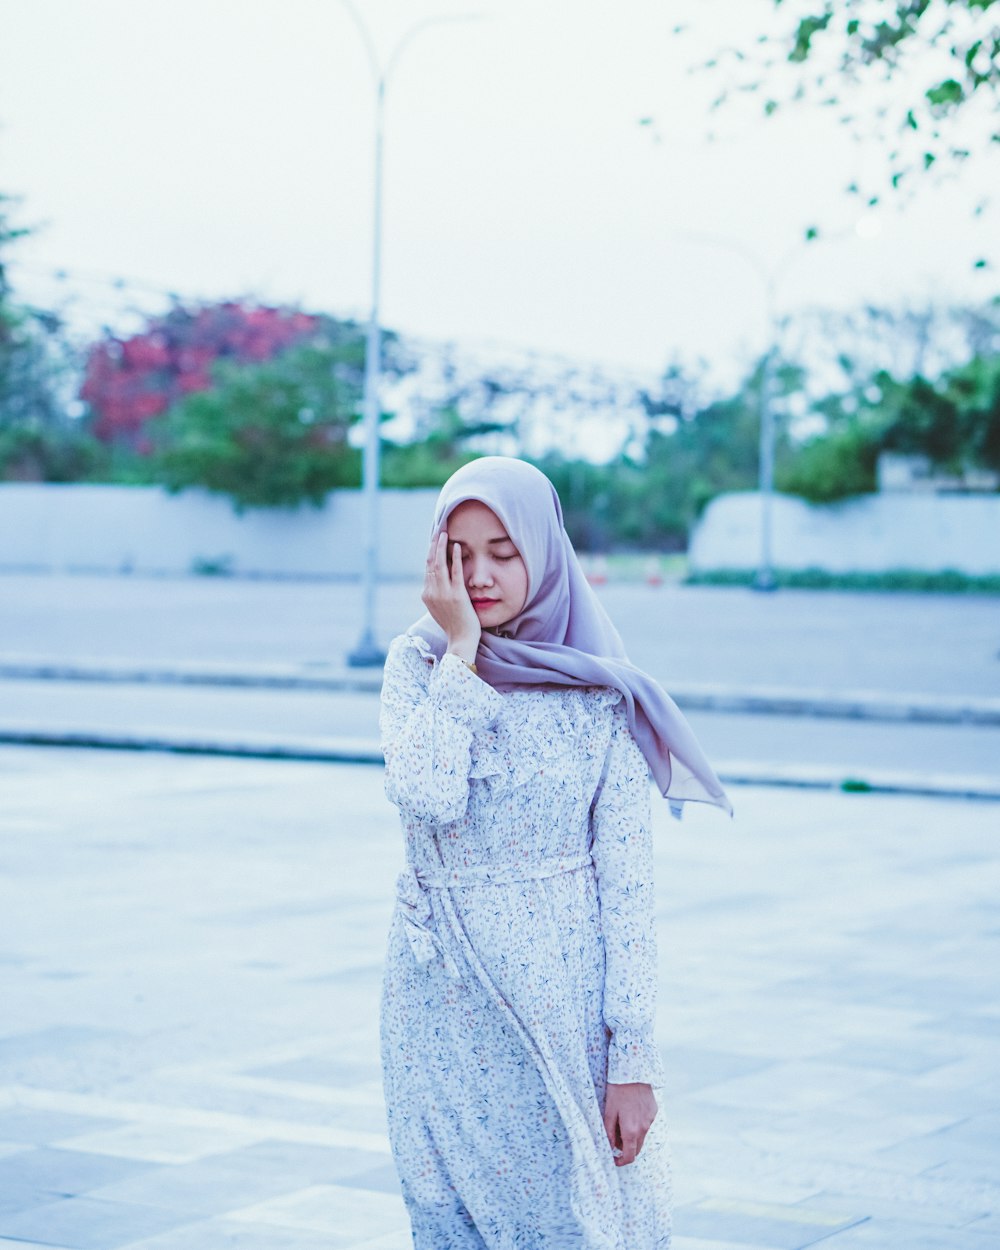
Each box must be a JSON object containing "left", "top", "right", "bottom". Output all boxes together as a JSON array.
[{"left": 603, "top": 1082, "right": 657, "bottom": 1166}]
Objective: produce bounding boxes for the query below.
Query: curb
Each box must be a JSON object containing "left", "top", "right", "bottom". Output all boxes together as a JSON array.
[
  {"left": 0, "top": 725, "right": 383, "bottom": 764},
  {"left": 1, "top": 724, "right": 997, "bottom": 801},
  {"left": 0, "top": 657, "right": 384, "bottom": 694},
  {"left": 2, "top": 656, "right": 998, "bottom": 726}
]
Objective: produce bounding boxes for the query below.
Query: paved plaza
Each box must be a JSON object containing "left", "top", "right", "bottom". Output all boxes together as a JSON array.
[{"left": 0, "top": 744, "right": 997, "bottom": 1248}]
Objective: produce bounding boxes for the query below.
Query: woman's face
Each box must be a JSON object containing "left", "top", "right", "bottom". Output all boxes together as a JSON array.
[{"left": 446, "top": 499, "right": 529, "bottom": 630}]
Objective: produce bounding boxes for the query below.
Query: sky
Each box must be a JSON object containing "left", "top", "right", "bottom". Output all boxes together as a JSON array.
[{"left": 1, "top": 0, "right": 996, "bottom": 388}]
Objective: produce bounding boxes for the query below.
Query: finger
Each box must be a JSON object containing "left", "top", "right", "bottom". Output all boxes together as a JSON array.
[
  {"left": 428, "top": 531, "right": 447, "bottom": 577},
  {"left": 634, "top": 1125, "right": 649, "bottom": 1159},
  {"left": 450, "top": 541, "right": 465, "bottom": 586},
  {"left": 617, "top": 1129, "right": 639, "bottom": 1166},
  {"left": 602, "top": 1104, "right": 618, "bottom": 1150}
]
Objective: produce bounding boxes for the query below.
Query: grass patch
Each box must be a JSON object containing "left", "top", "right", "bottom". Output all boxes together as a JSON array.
[
  {"left": 580, "top": 553, "right": 688, "bottom": 583},
  {"left": 684, "top": 567, "right": 1000, "bottom": 594}
]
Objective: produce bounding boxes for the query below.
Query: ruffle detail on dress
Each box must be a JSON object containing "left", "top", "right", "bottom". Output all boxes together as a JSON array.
[{"left": 402, "top": 631, "right": 437, "bottom": 664}]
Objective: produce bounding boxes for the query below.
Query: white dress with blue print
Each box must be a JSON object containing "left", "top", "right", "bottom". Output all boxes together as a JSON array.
[{"left": 379, "top": 633, "right": 672, "bottom": 1249}]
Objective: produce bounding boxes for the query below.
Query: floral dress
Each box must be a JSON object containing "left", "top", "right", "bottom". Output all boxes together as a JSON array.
[{"left": 379, "top": 633, "right": 673, "bottom": 1249}]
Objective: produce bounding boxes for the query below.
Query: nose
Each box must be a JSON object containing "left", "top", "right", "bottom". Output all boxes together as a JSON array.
[{"left": 467, "top": 553, "right": 495, "bottom": 588}]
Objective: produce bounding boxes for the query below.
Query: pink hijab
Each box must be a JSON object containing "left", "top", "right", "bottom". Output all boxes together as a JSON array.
[{"left": 409, "top": 456, "right": 733, "bottom": 817}]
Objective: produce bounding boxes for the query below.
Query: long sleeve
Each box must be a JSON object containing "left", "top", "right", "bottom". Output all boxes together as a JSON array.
[
  {"left": 590, "top": 697, "right": 667, "bottom": 1087},
  {"left": 379, "top": 634, "right": 504, "bottom": 825}
]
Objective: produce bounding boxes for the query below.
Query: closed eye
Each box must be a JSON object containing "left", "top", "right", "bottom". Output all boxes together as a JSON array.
[{"left": 459, "top": 549, "right": 520, "bottom": 561}]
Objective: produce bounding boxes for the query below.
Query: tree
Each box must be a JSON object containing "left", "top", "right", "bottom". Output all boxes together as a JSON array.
[
  {"left": 775, "top": 339, "right": 1000, "bottom": 502},
  {"left": 80, "top": 301, "right": 334, "bottom": 452},
  {"left": 775, "top": 419, "right": 882, "bottom": 500},
  {"left": 702, "top": 0, "right": 999, "bottom": 210},
  {"left": 875, "top": 352, "right": 1000, "bottom": 474},
  {"left": 381, "top": 405, "right": 486, "bottom": 488},
  {"left": 148, "top": 339, "right": 368, "bottom": 511},
  {"left": 532, "top": 356, "right": 795, "bottom": 551},
  {"left": 0, "top": 193, "right": 92, "bottom": 481}
]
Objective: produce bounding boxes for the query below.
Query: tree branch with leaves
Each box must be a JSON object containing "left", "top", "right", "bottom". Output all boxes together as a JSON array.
[{"left": 699, "top": 0, "right": 998, "bottom": 213}]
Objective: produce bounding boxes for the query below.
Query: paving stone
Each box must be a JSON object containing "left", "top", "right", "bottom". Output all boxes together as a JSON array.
[
  {"left": 964, "top": 1211, "right": 1000, "bottom": 1237},
  {"left": 659, "top": 1046, "right": 773, "bottom": 1096},
  {"left": 0, "top": 1147, "right": 155, "bottom": 1197},
  {"left": 245, "top": 1054, "right": 382, "bottom": 1087},
  {"left": 0, "top": 1107, "right": 124, "bottom": 1146},
  {"left": 347, "top": 1160, "right": 406, "bottom": 1196},
  {"left": 0, "top": 1196, "right": 200, "bottom": 1249},
  {"left": 816, "top": 1041, "right": 959, "bottom": 1077},
  {"left": 221, "top": 1138, "right": 393, "bottom": 1184},
  {"left": 687, "top": 1061, "right": 891, "bottom": 1114},
  {"left": 674, "top": 1197, "right": 867, "bottom": 1249},
  {"left": 672, "top": 1241, "right": 787, "bottom": 1250},
  {"left": 226, "top": 1182, "right": 409, "bottom": 1239},
  {"left": 0, "top": 1185, "right": 64, "bottom": 1218},
  {"left": 88, "top": 1156, "right": 313, "bottom": 1218},
  {"left": 0, "top": 1026, "right": 134, "bottom": 1068},
  {"left": 123, "top": 1217, "right": 358, "bottom": 1248},
  {"left": 53, "top": 1121, "right": 265, "bottom": 1165},
  {"left": 0, "top": 1240, "right": 75, "bottom": 1250},
  {"left": 1, "top": 748, "right": 998, "bottom": 1250},
  {"left": 793, "top": 1190, "right": 988, "bottom": 1231},
  {"left": 818, "top": 1218, "right": 997, "bottom": 1248},
  {"left": 345, "top": 1232, "right": 421, "bottom": 1250}
]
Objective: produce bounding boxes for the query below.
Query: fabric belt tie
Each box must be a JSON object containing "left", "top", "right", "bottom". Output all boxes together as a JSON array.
[{"left": 395, "top": 851, "right": 593, "bottom": 977}]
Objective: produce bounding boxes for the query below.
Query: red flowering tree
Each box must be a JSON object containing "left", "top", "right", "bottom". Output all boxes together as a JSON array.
[{"left": 81, "top": 302, "right": 325, "bottom": 452}]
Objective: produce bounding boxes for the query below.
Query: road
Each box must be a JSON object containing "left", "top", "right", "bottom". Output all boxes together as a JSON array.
[
  {"left": 2, "top": 573, "right": 998, "bottom": 698},
  {"left": 1, "top": 677, "right": 999, "bottom": 780}
]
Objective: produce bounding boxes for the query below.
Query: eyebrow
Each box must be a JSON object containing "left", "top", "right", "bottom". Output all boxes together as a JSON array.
[{"left": 455, "top": 535, "right": 516, "bottom": 546}]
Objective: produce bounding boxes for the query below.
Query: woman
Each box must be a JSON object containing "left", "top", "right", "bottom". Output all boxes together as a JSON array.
[{"left": 379, "top": 457, "right": 732, "bottom": 1249}]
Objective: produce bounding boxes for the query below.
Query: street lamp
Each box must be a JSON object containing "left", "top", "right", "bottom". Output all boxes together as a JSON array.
[
  {"left": 678, "top": 227, "right": 866, "bottom": 591},
  {"left": 341, "top": 1, "right": 483, "bottom": 666}
]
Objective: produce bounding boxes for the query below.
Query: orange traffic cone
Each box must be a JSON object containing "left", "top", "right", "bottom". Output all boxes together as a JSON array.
[{"left": 587, "top": 555, "right": 608, "bottom": 586}]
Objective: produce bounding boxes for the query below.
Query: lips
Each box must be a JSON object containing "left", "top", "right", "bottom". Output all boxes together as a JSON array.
[{"left": 471, "top": 598, "right": 499, "bottom": 608}]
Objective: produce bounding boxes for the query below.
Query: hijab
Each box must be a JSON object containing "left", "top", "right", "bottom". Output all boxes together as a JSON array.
[{"left": 408, "top": 456, "right": 733, "bottom": 817}]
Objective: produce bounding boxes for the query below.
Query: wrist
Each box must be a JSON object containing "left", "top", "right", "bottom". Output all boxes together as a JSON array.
[{"left": 446, "top": 636, "right": 480, "bottom": 666}]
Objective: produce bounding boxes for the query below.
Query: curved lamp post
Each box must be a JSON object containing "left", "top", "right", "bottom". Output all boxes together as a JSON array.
[
  {"left": 341, "top": 1, "right": 482, "bottom": 666},
  {"left": 679, "top": 227, "right": 867, "bottom": 591}
]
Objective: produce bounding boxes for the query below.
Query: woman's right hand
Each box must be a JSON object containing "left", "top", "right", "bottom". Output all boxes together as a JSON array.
[{"left": 421, "top": 530, "right": 481, "bottom": 659}]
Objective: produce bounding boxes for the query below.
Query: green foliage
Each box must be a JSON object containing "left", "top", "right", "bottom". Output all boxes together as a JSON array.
[
  {"left": 531, "top": 358, "right": 779, "bottom": 551},
  {"left": 148, "top": 342, "right": 364, "bottom": 511},
  {"left": 875, "top": 372, "right": 964, "bottom": 465},
  {"left": 381, "top": 441, "right": 478, "bottom": 488},
  {"left": 530, "top": 456, "right": 627, "bottom": 550},
  {"left": 776, "top": 420, "right": 881, "bottom": 501},
  {"left": 775, "top": 335, "right": 1000, "bottom": 502},
  {"left": 0, "top": 192, "right": 98, "bottom": 482},
  {"left": 701, "top": 0, "right": 999, "bottom": 211},
  {"left": 381, "top": 405, "right": 498, "bottom": 488},
  {"left": 686, "top": 567, "right": 1000, "bottom": 593},
  {"left": 949, "top": 352, "right": 1000, "bottom": 470},
  {"left": 0, "top": 422, "right": 107, "bottom": 482}
]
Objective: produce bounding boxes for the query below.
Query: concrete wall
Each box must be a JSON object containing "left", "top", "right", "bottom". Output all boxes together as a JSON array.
[
  {"left": 5, "top": 483, "right": 997, "bottom": 578},
  {"left": 688, "top": 491, "right": 1000, "bottom": 575},
  {"left": 0, "top": 483, "right": 439, "bottom": 578}
]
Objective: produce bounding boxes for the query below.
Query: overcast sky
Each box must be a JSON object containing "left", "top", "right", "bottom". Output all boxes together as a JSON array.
[{"left": 2, "top": 0, "right": 996, "bottom": 383}]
